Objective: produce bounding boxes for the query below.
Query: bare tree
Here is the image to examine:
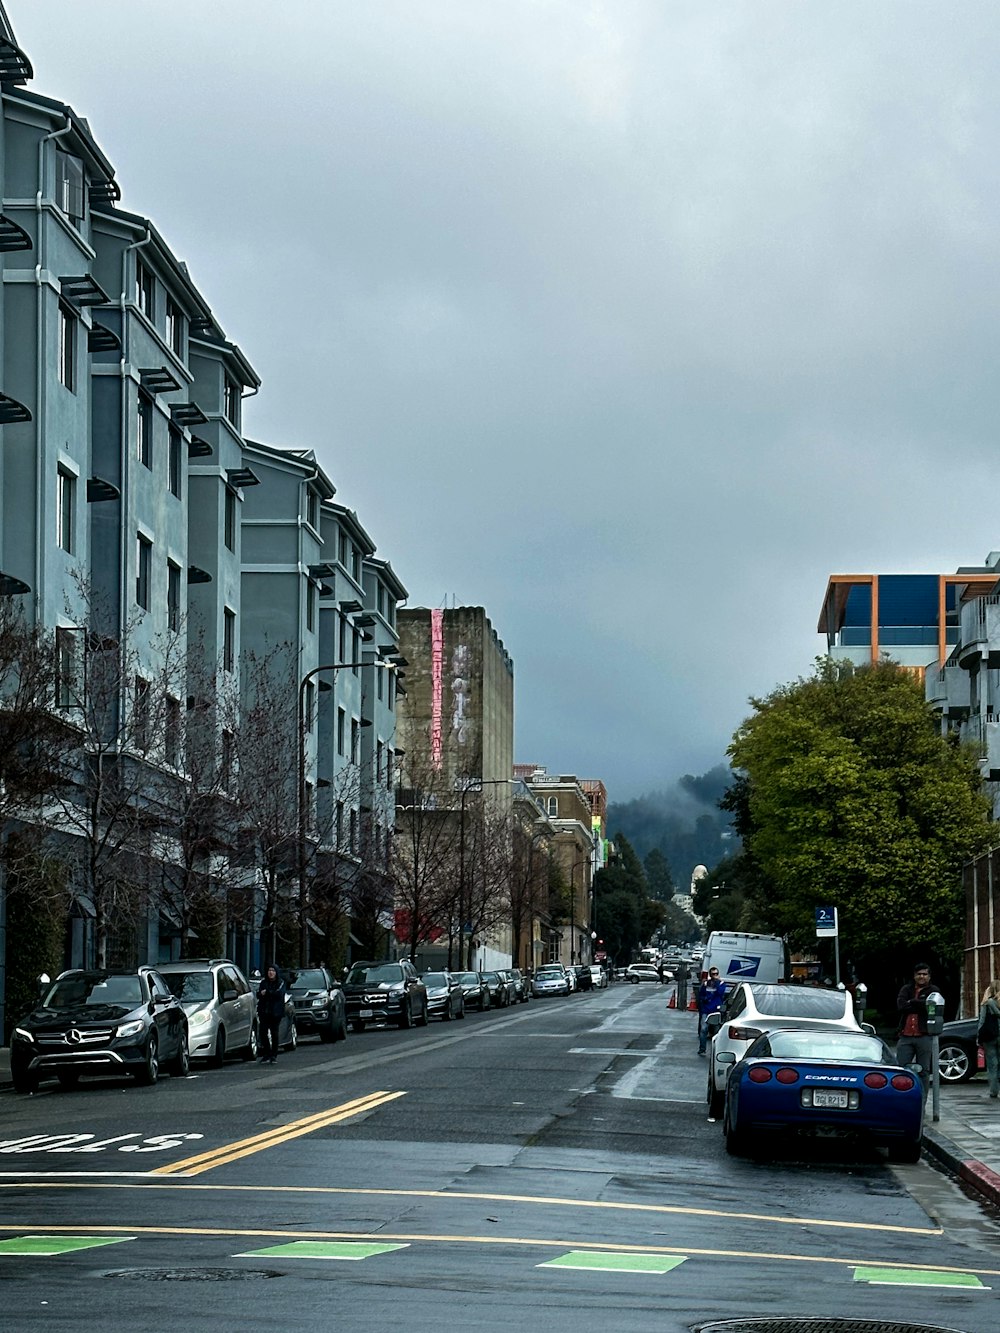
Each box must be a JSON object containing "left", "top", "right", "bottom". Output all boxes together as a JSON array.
[
  {"left": 390, "top": 752, "right": 463, "bottom": 964},
  {"left": 509, "top": 819, "right": 553, "bottom": 974}
]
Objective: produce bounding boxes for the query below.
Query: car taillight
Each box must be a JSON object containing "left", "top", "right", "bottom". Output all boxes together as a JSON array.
[
  {"left": 748, "top": 1067, "right": 772, "bottom": 1083},
  {"left": 775, "top": 1068, "right": 799, "bottom": 1084},
  {"left": 728, "top": 1026, "right": 763, "bottom": 1042},
  {"left": 864, "top": 1072, "right": 888, "bottom": 1089},
  {"left": 890, "top": 1073, "right": 916, "bottom": 1092}
]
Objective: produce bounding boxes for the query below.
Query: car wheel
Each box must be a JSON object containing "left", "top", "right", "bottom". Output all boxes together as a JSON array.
[
  {"left": 136, "top": 1032, "right": 159, "bottom": 1086},
  {"left": 210, "top": 1027, "right": 226, "bottom": 1068},
  {"left": 334, "top": 1010, "right": 348, "bottom": 1042},
  {"left": 319, "top": 1021, "right": 334, "bottom": 1043},
  {"left": 397, "top": 1001, "right": 414, "bottom": 1029},
  {"left": 724, "top": 1104, "right": 748, "bottom": 1157},
  {"left": 169, "top": 1030, "right": 190, "bottom": 1078},
  {"left": 456, "top": 1000, "right": 465, "bottom": 1020},
  {"left": 56, "top": 1070, "right": 80, "bottom": 1090},
  {"left": 12, "top": 1067, "right": 38, "bottom": 1095},
  {"left": 937, "top": 1041, "right": 974, "bottom": 1083},
  {"left": 416, "top": 1000, "right": 429, "bottom": 1027},
  {"left": 887, "top": 1137, "right": 923, "bottom": 1164},
  {"left": 283, "top": 1022, "right": 298, "bottom": 1052},
  {"left": 351, "top": 1020, "right": 365, "bottom": 1033},
  {"left": 707, "top": 1074, "right": 724, "bottom": 1120},
  {"left": 241, "top": 1025, "right": 259, "bottom": 1061}
]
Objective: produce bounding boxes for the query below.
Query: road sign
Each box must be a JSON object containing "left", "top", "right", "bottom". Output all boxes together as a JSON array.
[{"left": 816, "top": 905, "right": 838, "bottom": 938}]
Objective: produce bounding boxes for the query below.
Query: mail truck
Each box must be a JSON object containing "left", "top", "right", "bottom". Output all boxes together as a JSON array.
[{"left": 700, "top": 931, "right": 787, "bottom": 984}]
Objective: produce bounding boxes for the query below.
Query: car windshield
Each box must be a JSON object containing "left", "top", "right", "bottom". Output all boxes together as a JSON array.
[
  {"left": 44, "top": 975, "right": 143, "bottom": 1009},
  {"left": 755, "top": 1030, "right": 886, "bottom": 1063},
  {"left": 454, "top": 973, "right": 479, "bottom": 984},
  {"left": 752, "top": 986, "right": 848, "bottom": 1019},
  {"left": 346, "top": 964, "right": 403, "bottom": 985},
  {"left": 422, "top": 973, "right": 448, "bottom": 987},
  {"left": 288, "top": 969, "right": 328, "bottom": 990},
  {"left": 537, "top": 968, "right": 562, "bottom": 978},
  {"left": 163, "top": 972, "right": 213, "bottom": 1002}
]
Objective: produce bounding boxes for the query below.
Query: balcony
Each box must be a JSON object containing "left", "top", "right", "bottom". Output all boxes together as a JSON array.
[
  {"left": 978, "top": 719, "right": 1000, "bottom": 782},
  {"left": 925, "top": 662, "right": 971, "bottom": 717},
  {"left": 958, "top": 597, "right": 1000, "bottom": 668}
]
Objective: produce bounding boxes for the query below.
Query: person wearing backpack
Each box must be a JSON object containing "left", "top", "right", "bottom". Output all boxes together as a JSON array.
[{"left": 978, "top": 980, "right": 1000, "bottom": 1100}]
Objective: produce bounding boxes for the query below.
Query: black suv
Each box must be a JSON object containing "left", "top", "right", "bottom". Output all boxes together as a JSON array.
[
  {"left": 286, "top": 966, "right": 348, "bottom": 1042},
  {"left": 10, "top": 968, "right": 189, "bottom": 1093},
  {"left": 499, "top": 967, "right": 531, "bottom": 1003},
  {"left": 343, "top": 960, "right": 429, "bottom": 1030}
]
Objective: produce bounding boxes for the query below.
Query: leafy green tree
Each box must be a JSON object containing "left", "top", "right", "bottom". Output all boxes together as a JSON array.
[
  {"left": 729, "top": 659, "right": 992, "bottom": 984},
  {"left": 643, "top": 848, "right": 674, "bottom": 901},
  {"left": 594, "top": 834, "right": 658, "bottom": 963}
]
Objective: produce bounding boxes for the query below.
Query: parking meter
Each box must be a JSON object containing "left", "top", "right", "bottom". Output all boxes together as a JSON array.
[
  {"left": 925, "top": 989, "right": 945, "bottom": 1123},
  {"left": 853, "top": 981, "right": 868, "bottom": 1024}
]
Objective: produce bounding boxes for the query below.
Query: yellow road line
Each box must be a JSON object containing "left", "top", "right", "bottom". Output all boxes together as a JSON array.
[
  {"left": 5, "top": 1177, "right": 941, "bottom": 1238},
  {"left": 152, "top": 1091, "right": 405, "bottom": 1177},
  {"left": 0, "top": 1222, "right": 995, "bottom": 1276}
]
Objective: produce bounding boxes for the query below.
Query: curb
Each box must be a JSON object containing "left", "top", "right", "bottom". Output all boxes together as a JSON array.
[{"left": 923, "top": 1124, "right": 1000, "bottom": 1210}]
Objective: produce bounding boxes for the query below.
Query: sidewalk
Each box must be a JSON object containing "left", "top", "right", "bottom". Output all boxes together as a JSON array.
[{"left": 3, "top": 1043, "right": 1000, "bottom": 1206}]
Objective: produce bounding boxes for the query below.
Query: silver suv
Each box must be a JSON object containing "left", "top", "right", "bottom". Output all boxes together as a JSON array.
[{"left": 159, "top": 959, "right": 258, "bottom": 1065}]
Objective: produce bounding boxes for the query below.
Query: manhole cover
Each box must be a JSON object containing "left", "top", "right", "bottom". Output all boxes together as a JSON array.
[
  {"left": 100, "top": 1268, "right": 281, "bottom": 1282},
  {"left": 696, "top": 1321, "right": 970, "bottom": 1333}
]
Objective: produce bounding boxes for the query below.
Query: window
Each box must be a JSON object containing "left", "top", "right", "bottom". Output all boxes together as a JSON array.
[
  {"left": 335, "top": 801, "right": 344, "bottom": 850},
  {"left": 337, "top": 707, "right": 345, "bottom": 757},
  {"left": 352, "top": 547, "right": 361, "bottom": 582},
  {"left": 165, "top": 296, "right": 184, "bottom": 358},
  {"left": 386, "top": 750, "right": 392, "bottom": 792},
  {"left": 56, "top": 467, "right": 75, "bottom": 553},
  {"left": 338, "top": 532, "right": 348, "bottom": 567},
  {"left": 168, "top": 427, "right": 182, "bottom": 497},
  {"left": 56, "top": 152, "right": 85, "bottom": 221},
  {"left": 55, "top": 627, "right": 81, "bottom": 708},
  {"left": 165, "top": 695, "right": 182, "bottom": 768},
  {"left": 338, "top": 613, "right": 347, "bottom": 662},
  {"left": 547, "top": 796, "right": 558, "bottom": 818},
  {"left": 134, "top": 676, "right": 150, "bottom": 751},
  {"left": 167, "top": 561, "right": 181, "bottom": 632},
  {"left": 137, "top": 394, "right": 153, "bottom": 468},
  {"left": 224, "top": 377, "right": 240, "bottom": 426},
  {"left": 377, "top": 668, "right": 384, "bottom": 701},
  {"left": 224, "top": 488, "right": 237, "bottom": 551},
  {"left": 350, "top": 717, "right": 359, "bottom": 763},
  {"left": 349, "top": 808, "right": 357, "bottom": 855},
  {"left": 306, "top": 581, "right": 316, "bottom": 633},
  {"left": 377, "top": 585, "right": 385, "bottom": 617},
  {"left": 376, "top": 740, "right": 383, "bottom": 783},
  {"left": 136, "top": 261, "right": 155, "bottom": 321},
  {"left": 352, "top": 629, "right": 360, "bottom": 673},
  {"left": 223, "top": 608, "right": 235, "bottom": 673},
  {"left": 220, "top": 729, "right": 234, "bottom": 790},
  {"left": 307, "top": 488, "right": 319, "bottom": 530},
  {"left": 305, "top": 780, "right": 315, "bottom": 833},
  {"left": 136, "top": 534, "right": 152, "bottom": 609},
  {"left": 305, "top": 680, "right": 316, "bottom": 733},
  {"left": 58, "top": 304, "right": 76, "bottom": 391}
]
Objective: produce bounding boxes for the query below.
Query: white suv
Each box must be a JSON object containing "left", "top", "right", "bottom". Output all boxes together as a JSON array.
[{"left": 706, "top": 982, "right": 863, "bottom": 1117}]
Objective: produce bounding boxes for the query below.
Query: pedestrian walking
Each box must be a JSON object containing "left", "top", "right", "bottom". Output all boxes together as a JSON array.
[
  {"left": 696, "top": 967, "right": 727, "bottom": 1055},
  {"left": 896, "top": 962, "right": 940, "bottom": 1096},
  {"left": 257, "top": 963, "right": 287, "bottom": 1064},
  {"left": 978, "top": 979, "right": 1000, "bottom": 1100}
]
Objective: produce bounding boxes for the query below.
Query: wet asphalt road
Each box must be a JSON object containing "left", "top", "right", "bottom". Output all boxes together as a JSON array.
[{"left": 0, "top": 983, "right": 997, "bottom": 1332}]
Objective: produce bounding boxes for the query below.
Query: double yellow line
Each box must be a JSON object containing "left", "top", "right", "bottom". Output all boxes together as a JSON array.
[{"left": 153, "top": 1091, "right": 406, "bottom": 1178}]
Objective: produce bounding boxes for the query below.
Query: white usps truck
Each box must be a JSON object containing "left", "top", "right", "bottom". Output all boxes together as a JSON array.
[{"left": 700, "top": 931, "right": 787, "bottom": 984}]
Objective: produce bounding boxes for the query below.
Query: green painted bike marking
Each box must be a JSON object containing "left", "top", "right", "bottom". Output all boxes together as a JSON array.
[
  {"left": 0, "top": 1235, "right": 134, "bottom": 1256},
  {"left": 236, "top": 1240, "right": 409, "bottom": 1261},
  {"left": 853, "top": 1266, "right": 987, "bottom": 1289},
  {"left": 539, "top": 1250, "right": 687, "bottom": 1275}
]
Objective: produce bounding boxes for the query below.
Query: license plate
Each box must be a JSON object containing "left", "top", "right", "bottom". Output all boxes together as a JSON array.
[
  {"left": 812, "top": 1089, "right": 849, "bottom": 1109},
  {"left": 360, "top": 1009, "right": 373, "bottom": 1019}
]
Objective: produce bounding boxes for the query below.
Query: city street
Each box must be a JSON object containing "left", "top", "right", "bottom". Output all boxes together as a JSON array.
[{"left": 1, "top": 984, "right": 997, "bottom": 1332}]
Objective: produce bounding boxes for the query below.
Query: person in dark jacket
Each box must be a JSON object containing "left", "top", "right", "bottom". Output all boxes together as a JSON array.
[
  {"left": 978, "top": 979, "right": 1000, "bottom": 1100},
  {"left": 257, "top": 964, "right": 287, "bottom": 1064},
  {"left": 896, "top": 962, "right": 939, "bottom": 1095}
]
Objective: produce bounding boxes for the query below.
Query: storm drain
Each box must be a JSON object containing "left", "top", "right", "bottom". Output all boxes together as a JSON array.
[
  {"left": 695, "top": 1320, "right": 970, "bottom": 1333},
  {"left": 99, "top": 1267, "right": 281, "bottom": 1282}
]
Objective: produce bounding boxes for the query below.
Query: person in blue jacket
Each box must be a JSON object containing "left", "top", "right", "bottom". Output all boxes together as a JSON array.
[{"left": 696, "top": 968, "right": 727, "bottom": 1055}]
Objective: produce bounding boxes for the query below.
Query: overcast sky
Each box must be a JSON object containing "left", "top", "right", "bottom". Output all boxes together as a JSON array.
[{"left": 14, "top": 2, "right": 1000, "bottom": 800}]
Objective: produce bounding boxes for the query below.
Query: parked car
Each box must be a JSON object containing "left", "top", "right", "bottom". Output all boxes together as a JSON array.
[
  {"left": 248, "top": 970, "right": 298, "bottom": 1052},
  {"left": 452, "top": 971, "right": 491, "bottom": 1011},
  {"left": 420, "top": 971, "right": 466, "bottom": 1021},
  {"left": 938, "top": 1018, "right": 985, "bottom": 1083},
  {"left": 159, "top": 958, "right": 258, "bottom": 1065},
  {"left": 343, "top": 960, "right": 429, "bottom": 1030},
  {"left": 286, "top": 966, "right": 348, "bottom": 1042},
  {"left": 573, "top": 965, "right": 594, "bottom": 992},
  {"left": 723, "top": 1026, "right": 924, "bottom": 1163},
  {"left": 532, "top": 964, "right": 571, "bottom": 998},
  {"left": 626, "top": 964, "right": 662, "bottom": 984},
  {"left": 499, "top": 968, "right": 530, "bottom": 1003},
  {"left": 11, "top": 968, "right": 189, "bottom": 1093},
  {"left": 706, "top": 982, "right": 864, "bottom": 1118},
  {"left": 589, "top": 965, "right": 608, "bottom": 990},
  {"left": 482, "top": 969, "right": 514, "bottom": 1007}
]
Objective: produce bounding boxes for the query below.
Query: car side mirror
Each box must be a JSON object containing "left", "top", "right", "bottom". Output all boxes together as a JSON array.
[
  {"left": 37, "top": 972, "right": 50, "bottom": 997},
  {"left": 706, "top": 1013, "right": 722, "bottom": 1033},
  {"left": 717, "top": 1051, "right": 736, "bottom": 1065},
  {"left": 222, "top": 988, "right": 238, "bottom": 1002},
  {"left": 861, "top": 1022, "right": 876, "bottom": 1036}
]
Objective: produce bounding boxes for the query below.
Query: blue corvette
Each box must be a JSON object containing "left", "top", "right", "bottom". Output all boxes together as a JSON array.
[{"left": 723, "top": 1026, "right": 924, "bottom": 1162}]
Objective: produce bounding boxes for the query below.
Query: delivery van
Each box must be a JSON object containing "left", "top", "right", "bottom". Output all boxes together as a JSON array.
[{"left": 700, "top": 931, "right": 787, "bottom": 985}]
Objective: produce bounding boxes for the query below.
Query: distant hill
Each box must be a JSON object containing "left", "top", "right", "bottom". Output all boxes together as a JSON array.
[{"left": 608, "top": 765, "right": 737, "bottom": 892}]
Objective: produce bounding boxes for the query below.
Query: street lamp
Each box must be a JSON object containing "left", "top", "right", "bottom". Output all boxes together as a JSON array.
[{"left": 298, "top": 657, "right": 396, "bottom": 965}]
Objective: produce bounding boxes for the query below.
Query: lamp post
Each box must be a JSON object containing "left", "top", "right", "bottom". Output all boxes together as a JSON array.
[{"left": 297, "top": 657, "right": 395, "bottom": 965}]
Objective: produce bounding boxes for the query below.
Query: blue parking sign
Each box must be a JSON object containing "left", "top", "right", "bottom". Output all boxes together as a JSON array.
[{"left": 815, "top": 905, "right": 838, "bottom": 937}]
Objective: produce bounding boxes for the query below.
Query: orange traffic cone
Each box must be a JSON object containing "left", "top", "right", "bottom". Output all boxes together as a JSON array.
[
  {"left": 687, "top": 993, "right": 698, "bottom": 1012},
  {"left": 667, "top": 989, "right": 676, "bottom": 1009}
]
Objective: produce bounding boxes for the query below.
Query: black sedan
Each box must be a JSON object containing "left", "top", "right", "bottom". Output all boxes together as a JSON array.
[
  {"left": 286, "top": 966, "right": 348, "bottom": 1042},
  {"left": 420, "top": 971, "right": 466, "bottom": 1021},
  {"left": 937, "top": 1018, "right": 984, "bottom": 1083},
  {"left": 482, "top": 970, "right": 514, "bottom": 1007},
  {"left": 452, "top": 971, "right": 491, "bottom": 1011},
  {"left": 10, "top": 968, "right": 189, "bottom": 1092}
]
